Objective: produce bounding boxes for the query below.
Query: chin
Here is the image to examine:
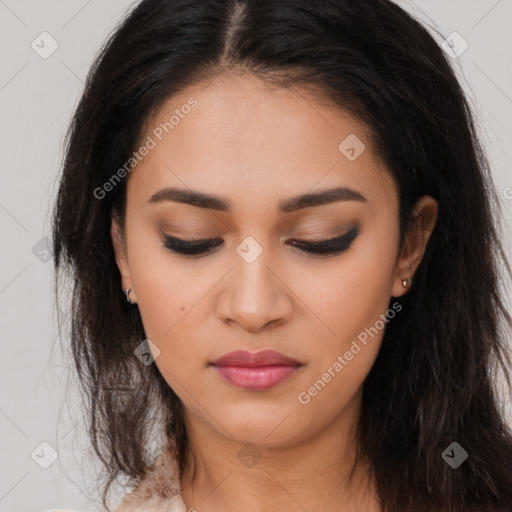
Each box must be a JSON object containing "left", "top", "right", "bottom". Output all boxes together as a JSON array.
[{"left": 217, "top": 403, "right": 309, "bottom": 448}]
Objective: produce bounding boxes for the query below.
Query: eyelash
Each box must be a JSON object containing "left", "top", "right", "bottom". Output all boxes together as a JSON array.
[{"left": 163, "top": 227, "right": 359, "bottom": 258}]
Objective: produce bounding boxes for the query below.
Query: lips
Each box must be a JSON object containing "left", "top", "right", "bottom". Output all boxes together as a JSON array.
[
  {"left": 210, "top": 349, "right": 303, "bottom": 391},
  {"left": 211, "top": 349, "right": 301, "bottom": 367}
]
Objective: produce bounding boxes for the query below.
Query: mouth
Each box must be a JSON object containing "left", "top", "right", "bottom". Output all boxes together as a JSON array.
[{"left": 209, "top": 349, "right": 303, "bottom": 391}]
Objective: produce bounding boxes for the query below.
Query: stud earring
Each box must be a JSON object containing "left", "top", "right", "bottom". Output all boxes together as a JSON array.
[
  {"left": 402, "top": 278, "right": 412, "bottom": 288},
  {"left": 124, "top": 287, "right": 133, "bottom": 304}
]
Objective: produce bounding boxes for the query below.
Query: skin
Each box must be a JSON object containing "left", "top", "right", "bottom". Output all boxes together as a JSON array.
[{"left": 111, "top": 72, "right": 438, "bottom": 512}]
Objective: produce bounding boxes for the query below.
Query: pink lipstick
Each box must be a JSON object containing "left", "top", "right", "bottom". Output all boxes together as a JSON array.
[{"left": 210, "top": 349, "right": 302, "bottom": 391}]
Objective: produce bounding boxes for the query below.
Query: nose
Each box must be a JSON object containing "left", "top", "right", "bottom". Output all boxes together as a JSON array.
[{"left": 216, "top": 249, "right": 294, "bottom": 334}]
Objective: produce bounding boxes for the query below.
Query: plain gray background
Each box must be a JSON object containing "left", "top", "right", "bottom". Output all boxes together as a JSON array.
[{"left": 1, "top": 1, "right": 511, "bottom": 511}]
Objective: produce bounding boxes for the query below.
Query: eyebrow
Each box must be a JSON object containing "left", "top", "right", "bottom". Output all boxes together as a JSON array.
[{"left": 147, "top": 186, "right": 367, "bottom": 213}]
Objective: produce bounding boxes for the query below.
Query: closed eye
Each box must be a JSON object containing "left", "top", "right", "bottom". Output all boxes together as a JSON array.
[
  {"left": 288, "top": 227, "right": 359, "bottom": 255},
  {"left": 163, "top": 227, "right": 359, "bottom": 258}
]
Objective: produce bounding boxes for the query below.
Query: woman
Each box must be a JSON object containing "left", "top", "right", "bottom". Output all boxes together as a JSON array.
[{"left": 51, "top": 0, "right": 512, "bottom": 511}]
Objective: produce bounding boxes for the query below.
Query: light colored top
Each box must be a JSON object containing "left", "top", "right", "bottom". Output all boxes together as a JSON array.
[{"left": 116, "top": 439, "right": 187, "bottom": 512}]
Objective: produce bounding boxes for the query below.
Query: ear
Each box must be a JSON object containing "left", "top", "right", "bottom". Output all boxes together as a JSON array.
[
  {"left": 111, "top": 214, "right": 136, "bottom": 302},
  {"left": 392, "top": 196, "right": 438, "bottom": 297}
]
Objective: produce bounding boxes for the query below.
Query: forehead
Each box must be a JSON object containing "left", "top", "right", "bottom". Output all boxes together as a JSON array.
[{"left": 126, "top": 72, "right": 397, "bottom": 214}]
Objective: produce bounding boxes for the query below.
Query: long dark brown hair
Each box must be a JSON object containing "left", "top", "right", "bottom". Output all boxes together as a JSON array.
[{"left": 51, "top": 0, "right": 512, "bottom": 510}]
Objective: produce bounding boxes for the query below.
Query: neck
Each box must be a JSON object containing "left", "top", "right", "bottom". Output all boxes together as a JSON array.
[{"left": 179, "top": 390, "right": 381, "bottom": 512}]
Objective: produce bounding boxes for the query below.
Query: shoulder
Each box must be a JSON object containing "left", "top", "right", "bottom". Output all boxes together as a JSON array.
[{"left": 116, "top": 439, "right": 187, "bottom": 512}]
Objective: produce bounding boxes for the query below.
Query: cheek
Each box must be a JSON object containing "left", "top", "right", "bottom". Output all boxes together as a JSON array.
[
  {"left": 310, "top": 230, "right": 398, "bottom": 352},
  {"left": 131, "top": 260, "right": 208, "bottom": 392},
  {"left": 296, "top": 231, "right": 399, "bottom": 407},
  {"left": 125, "top": 230, "right": 218, "bottom": 387},
  {"left": 125, "top": 218, "right": 196, "bottom": 333}
]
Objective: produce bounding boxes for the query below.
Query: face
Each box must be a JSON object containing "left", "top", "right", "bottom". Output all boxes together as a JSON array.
[{"left": 111, "top": 72, "right": 437, "bottom": 448}]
